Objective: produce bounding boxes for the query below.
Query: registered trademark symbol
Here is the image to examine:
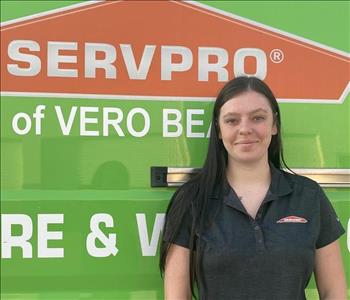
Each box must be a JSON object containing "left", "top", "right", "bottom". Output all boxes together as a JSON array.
[{"left": 270, "top": 49, "right": 284, "bottom": 63}]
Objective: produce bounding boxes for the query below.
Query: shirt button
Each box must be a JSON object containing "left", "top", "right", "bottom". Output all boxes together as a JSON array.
[
  {"left": 258, "top": 239, "right": 263, "bottom": 243},
  {"left": 254, "top": 225, "right": 260, "bottom": 231}
]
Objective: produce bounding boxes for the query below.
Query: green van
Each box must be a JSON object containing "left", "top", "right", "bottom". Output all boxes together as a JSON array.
[{"left": 1, "top": 1, "right": 349, "bottom": 299}]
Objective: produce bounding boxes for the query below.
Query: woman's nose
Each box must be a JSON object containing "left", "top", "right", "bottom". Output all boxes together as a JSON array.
[{"left": 238, "top": 119, "right": 252, "bottom": 135}]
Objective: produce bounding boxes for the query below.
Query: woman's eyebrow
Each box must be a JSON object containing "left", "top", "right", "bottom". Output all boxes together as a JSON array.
[
  {"left": 222, "top": 112, "right": 238, "bottom": 118},
  {"left": 222, "top": 108, "right": 268, "bottom": 118},
  {"left": 249, "top": 108, "right": 268, "bottom": 114}
]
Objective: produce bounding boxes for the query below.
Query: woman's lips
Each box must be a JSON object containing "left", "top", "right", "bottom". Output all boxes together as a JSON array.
[{"left": 235, "top": 140, "right": 258, "bottom": 145}]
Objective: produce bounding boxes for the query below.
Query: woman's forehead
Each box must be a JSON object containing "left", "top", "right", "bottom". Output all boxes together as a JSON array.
[{"left": 220, "top": 91, "right": 273, "bottom": 115}]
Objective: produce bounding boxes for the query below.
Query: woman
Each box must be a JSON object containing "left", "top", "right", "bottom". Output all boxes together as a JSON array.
[{"left": 160, "top": 77, "right": 347, "bottom": 300}]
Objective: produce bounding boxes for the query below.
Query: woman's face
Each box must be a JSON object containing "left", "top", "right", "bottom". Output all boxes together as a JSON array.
[{"left": 218, "top": 90, "right": 277, "bottom": 166}]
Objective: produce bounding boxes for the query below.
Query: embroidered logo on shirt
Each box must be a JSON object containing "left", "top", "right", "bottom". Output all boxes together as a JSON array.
[{"left": 276, "top": 216, "right": 308, "bottom": 223}]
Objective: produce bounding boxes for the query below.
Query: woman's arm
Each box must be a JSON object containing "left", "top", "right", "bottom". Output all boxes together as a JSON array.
[
  {"left": 164, "top": 244, "right": 192, "bottom": 300},
  {"left": 314, "top": 240, "right": 347, "bottom": 300}
]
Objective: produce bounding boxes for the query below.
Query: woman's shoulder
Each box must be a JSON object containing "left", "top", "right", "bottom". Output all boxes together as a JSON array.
[
  {"left": 279, "top": 168, "right": 321, "bottom": 193},
  {"left": 169, "top": 177, "right": 201, "bottom": 208},
  {"left": 276, "top": 169, "right": 331, "bottom": 209}
]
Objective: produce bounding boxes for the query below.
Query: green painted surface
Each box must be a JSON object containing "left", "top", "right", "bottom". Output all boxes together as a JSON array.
[
  {"left": 199, "top": 1, "right": 350, "bottom": 52},
  {"left": 1, "top": 1, "right": 349, "bottom": 299},
  {"left": 0, "top": 0, "right": 84, "bottom": 23}
]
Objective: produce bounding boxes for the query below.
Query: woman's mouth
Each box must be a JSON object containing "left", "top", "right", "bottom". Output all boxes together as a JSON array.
[{"left": 235, "top": 140, "right": 258, "bottom": 145}]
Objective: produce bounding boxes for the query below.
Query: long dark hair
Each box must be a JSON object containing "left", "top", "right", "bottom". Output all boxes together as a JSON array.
[{"left": 159, "top": 76, "right": 290, "bottom": 298}]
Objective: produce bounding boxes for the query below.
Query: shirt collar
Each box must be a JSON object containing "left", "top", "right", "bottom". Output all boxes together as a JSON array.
[
  {"left": 268, "top": 163, "right": 294, "bottom": 200},
  {"left": 221, "top": 163, "right": 294, "bottom": 207}
]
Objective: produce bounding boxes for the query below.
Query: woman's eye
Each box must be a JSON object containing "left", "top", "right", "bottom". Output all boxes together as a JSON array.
[
  {"left": 253, "top": 116, "right": 265, "bottom": 121},
  {"left": 225, "top": 119, "right": 238, "bottom": 124}
]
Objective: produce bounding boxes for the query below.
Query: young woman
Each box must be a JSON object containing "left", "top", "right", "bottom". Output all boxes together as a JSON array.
[{"left": 160, "top": 77, "right": 347, "bottom": 300}]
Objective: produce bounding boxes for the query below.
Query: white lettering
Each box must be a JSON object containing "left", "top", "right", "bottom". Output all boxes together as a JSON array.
[
  {"left": 86, "top": 214, "right": 118, "bottom": 257},
  {"left": 234, "top": 48, "right": 267, "bottom": 79},
  {"left": 103, "top": 107, "right": 125, "bottom": 136},
  {"left": 80, "top": 106, "right": 99, "bottom": 136},
  {"left": 12, "top": 112, "right": 32, "bottom": 135},
  {"left": 85, "top": 43, "right": 116, "bottom": 79},
  {"left": 161, "top": 46, "right": 193, "bottom": 80},
  {"left": 198, "top": 47, "right": 228, "bottom": 81},
  {"left": 206, "top": 122, "right": 212, "bottom": 138},
  {"left": 7, "top": 41, "right": 270, "bottom": 82},
  {"left": 163, "top": 109, "right": 183, "bottom": 137},
  {"left": 55, "top": 106, "right": 78, "bottom": 135},
  {"left": 187, "top": 109, "right": 205, "bottom": 138},
  {"left": 32, "top": 105, "right": 46, "bottom": 135},
  {"left": 1, "top": 214, "right": 33, "bottom": 258},
  {"left": 7, "top": 40, "right": 41, "bottom": 76},
  {"left": 126, "top": 108, "right": 150, "bottom": 137},
  {"left": 37, "top": 214, "right": 64, "bottom": 258},
  {"left": 47, "top": 41, "right": 78, "bottom": 77},
  {"left": 120, "top": 44, "right": 156, "bottom": 80},
  {"left": 136, "top": 213, "right": 165, "bottom": 256}
]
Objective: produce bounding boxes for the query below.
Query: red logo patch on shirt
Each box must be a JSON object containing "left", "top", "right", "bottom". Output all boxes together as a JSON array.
[{"left": 276, "top": 216, "right": 308, "bottom": 223}]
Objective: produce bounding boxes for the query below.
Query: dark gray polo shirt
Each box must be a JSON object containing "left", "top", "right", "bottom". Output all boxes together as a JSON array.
[{"left": 169, "top": 165, "right": 345, "bottom": 300}]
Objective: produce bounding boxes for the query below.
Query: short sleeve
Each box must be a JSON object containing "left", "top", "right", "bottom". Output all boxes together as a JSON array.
[
  {"left": 315, "top": 187, "right": 345, "bottom": 249},
  {"left": 163, "top": 192, "right": 193, "bottom": 249},
  {"left": 168, "top": 208, "right": 192, "bottom": 248}
]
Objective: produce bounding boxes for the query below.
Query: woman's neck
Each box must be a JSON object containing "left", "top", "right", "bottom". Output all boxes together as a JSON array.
[{"left": 226, "top": 159, "right": 271, "bottom": 187}]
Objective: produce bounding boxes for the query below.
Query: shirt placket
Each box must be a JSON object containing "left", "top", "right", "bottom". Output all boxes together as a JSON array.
[
  {"left": 250, "top": 204, "right": 267, "bottom": 252},
  {"left": 224, "top": 188, "right": 272, "bottom": 252}
]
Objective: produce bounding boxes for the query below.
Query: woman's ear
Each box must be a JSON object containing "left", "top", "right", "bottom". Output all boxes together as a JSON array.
[
  {"left": 272, "top": 112, "right": 278, "bottom": 135},
  {"left": 272, "top": 124, "right": 277, "bottom": 135}
]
